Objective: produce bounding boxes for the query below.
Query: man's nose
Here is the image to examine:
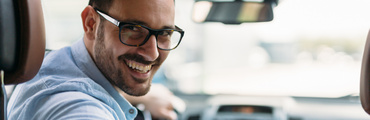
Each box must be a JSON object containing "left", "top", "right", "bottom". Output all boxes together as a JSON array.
[{"left": 137, "top": 35, "right": 159, "bottom": 62}]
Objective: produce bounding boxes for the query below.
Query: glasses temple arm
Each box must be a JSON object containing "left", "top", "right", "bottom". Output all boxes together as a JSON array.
[{"left": 95, "top": 9, "right": 120, "bottom": 26}]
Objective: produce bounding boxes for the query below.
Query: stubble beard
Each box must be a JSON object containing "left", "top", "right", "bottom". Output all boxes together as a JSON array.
[{"left": 94, "top": 21, "right": 150, "bottom": 96}]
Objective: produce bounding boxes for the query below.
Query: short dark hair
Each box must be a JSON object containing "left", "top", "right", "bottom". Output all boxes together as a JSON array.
[
  {"left": 88, "top": 0, "right": 114, "bottom": 12},
  {"left": 89, "top": 0, "right": 176, "bottom": 12}
]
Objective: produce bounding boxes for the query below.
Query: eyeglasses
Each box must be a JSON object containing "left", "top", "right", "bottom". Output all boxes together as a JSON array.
[{"left": 94, "top": 8, "right": 184, "bottom": 51}]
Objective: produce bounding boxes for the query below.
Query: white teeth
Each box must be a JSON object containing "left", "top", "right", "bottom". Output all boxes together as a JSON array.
[{"left": 126, "top": 61, "right": 152, "bottom": 73}]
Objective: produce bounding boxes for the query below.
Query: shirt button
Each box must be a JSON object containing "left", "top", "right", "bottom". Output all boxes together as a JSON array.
[{"left": 129, "top": 109, "right": 135, "bottom": 114}]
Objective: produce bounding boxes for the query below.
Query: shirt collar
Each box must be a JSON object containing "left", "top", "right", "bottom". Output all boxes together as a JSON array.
[{"left": 71, "top": 38, "right": 138, "bottom": 119}]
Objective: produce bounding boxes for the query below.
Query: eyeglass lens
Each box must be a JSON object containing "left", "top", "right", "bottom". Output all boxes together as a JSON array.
[{"left": 120, "top": 24, "right": 181, "bottom": 50}]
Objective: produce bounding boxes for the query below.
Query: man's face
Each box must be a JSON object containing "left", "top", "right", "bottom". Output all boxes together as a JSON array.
[{"left": 93, "top": 0, "right": 175, "bottom": 96}]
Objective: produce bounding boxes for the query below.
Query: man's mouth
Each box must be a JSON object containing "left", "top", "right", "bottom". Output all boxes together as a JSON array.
[{"left": 126, "top": 60, "right": 152, "bottom": 73}]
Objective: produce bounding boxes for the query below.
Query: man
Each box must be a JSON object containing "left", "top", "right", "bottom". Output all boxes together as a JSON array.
[{"left": 7, "top": 0, "right": 184, "bottom": 119}]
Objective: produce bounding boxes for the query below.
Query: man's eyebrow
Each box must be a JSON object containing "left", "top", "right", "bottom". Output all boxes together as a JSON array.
[
  {"left": 123, "top": 19, "right": 176, "bottom": 29},
  {"left": 162, "top": 25, "right": 176, "bottom": 30},
  {"left": 123, "top": 19, "right": 148, "bottom": 26}
]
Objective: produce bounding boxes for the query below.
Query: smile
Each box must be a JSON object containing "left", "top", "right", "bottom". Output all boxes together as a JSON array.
[{"left": 126, "top": 60, "right": 152, "bottom": 73}]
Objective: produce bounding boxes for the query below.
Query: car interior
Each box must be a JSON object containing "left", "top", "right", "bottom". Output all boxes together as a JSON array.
[
  {"left": 1, "top": 0, "right": 370, "bottom": 119},
  {"left": 0, "top": 0, "right": 45, "bottom": 119}
]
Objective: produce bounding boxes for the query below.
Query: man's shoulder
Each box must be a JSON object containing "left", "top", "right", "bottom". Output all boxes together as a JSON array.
[
  {"left": 37, "top": 91, "right": 118, "bottom": 119},
  {"left": 8, "top": 79, "right": 121, "bottom": 120},
  {"left": 9, "top": 90, "right": 119, "bottom": 120},
  {"left": 37, "top": 46, "right": 88, "bottom": 83},
  {"left": 23, "top": 76, "right": 111, "bottom": 102}
]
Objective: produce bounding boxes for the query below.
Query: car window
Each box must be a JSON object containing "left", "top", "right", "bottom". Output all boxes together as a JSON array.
[
  {"left": 42, "top": 0, "right": 87, "bottom": 49},
  {"left": 167, "top": 0, "right": 369, "bottom": 97}
]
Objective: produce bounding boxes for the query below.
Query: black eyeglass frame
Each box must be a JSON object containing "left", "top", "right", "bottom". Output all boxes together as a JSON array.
[{"left": 94, "top": 8, "right": 184, "bottom": 51}]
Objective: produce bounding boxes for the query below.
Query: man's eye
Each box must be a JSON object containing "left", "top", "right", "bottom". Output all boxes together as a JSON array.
[
  {"left": 159, "top": 30, "right": 173, "bottom": 36},
  {"left": 124, "top": 25, "right": 143, "bottom": 32},
  {"left": 126, "top": 26, "right": 138, "bottom": 31}
]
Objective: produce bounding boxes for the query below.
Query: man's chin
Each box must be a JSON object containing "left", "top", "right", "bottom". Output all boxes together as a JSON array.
[
  {"left": 132, "top": 76, "right": 149, "bottom": 84},
  {"left": 125, "top": 88, "right": 150, "bottom": 96},
  {"left": 121, "top": 82, "right": 151, "bottom": 96}
]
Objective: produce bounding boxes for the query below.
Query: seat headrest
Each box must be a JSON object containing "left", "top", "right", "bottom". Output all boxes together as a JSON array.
[
  {"left": 360, "top": 30, "right": 370, "bottom": 115},
  {"left": 0, "top": 0, "right": 45, "bottom": 84}
]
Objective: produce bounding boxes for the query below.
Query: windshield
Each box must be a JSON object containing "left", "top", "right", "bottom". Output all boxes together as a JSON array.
[{"left": 43, "top": 0, "right": 369, "bottom": 98}]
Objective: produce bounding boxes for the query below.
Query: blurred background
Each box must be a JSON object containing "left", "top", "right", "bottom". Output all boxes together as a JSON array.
[{"left": 41, "top": 0, "right": 370, "bottom": 119}]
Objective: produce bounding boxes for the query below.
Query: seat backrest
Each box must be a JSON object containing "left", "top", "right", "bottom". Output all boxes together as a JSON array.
[
  {"left": 361, "top": 30, "right": 370, "bottom": 115},
  {"left": 0, "top": 0, "right": 45, "bottom": 119},
  {"left": 0, "top": 0, "right": 45, "bottom": 84}
]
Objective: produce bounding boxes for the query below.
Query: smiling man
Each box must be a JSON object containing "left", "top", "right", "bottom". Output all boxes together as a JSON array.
[{"left": 7, "top": 0, "right": 184, "bottom": 119}]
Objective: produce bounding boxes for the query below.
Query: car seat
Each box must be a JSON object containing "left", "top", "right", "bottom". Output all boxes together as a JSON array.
[
  {"left": 0, "top": 0, "right": 45, "bottom": 119},
  {"left": 361, "top": 30, "right": 370, "bottom": 115}
]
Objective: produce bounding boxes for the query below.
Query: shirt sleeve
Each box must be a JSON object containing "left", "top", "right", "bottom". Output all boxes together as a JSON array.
[{"left": 32, "top": 91, "right": 120, "bottom": 120}]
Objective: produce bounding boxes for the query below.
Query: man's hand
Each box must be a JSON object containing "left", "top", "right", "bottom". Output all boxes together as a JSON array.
[
  {"left": 118, "top": 84, "right": 185, "bottom": 120},
  {"left": 142, "top": 84, "right": 177, "bottom": 119}
]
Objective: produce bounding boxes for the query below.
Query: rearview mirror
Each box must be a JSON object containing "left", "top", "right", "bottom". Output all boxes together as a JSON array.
[{"left": 192, "top": 0, "right": 276, "bottom": 24}]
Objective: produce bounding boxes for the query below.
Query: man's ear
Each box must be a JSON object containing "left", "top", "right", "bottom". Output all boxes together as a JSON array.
[{"left": 81, "top": 6, "right": 97, "bottom": 40}]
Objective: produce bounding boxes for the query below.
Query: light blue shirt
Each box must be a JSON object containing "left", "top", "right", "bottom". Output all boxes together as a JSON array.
[{"left": 7, "top": 38, "right": 138, "bottom": 120}]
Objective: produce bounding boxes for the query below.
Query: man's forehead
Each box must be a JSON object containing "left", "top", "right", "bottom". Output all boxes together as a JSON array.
[
  {"left": 109, "top": 0, "right": 175, "bottom": 28},
  {"left": 110, "top": 0, "right": 175, "bottom": 12}
]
